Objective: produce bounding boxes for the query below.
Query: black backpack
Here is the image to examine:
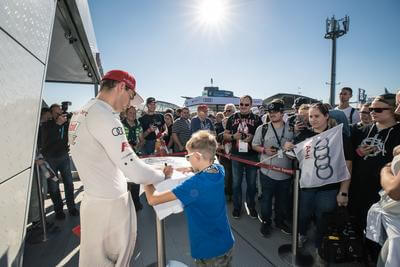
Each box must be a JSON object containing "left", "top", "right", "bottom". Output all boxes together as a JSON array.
[
  {"left": 260, "top": 123, "right": 269, "bottom": 144},
  {"left": 319, "top": 207, "right": 364, "bottom": 263}
]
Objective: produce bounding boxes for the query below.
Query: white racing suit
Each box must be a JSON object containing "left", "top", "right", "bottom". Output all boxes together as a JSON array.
[{"left": 69, "top": 99, "right": 165, "bottom": 266}]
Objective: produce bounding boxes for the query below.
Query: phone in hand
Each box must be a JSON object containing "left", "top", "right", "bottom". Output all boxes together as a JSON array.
[{"left": 296, "top": 115, "right": 305, "bottom": 125}]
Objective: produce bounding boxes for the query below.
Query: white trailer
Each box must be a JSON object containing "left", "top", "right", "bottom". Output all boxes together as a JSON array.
[{"left": 0, "top": 1, "right": 102, "bottom": 265}]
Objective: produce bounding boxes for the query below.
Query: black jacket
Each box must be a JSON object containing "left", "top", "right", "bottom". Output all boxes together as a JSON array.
[{"left": 41, "top": 120, "right": 69, "bottom": 158}]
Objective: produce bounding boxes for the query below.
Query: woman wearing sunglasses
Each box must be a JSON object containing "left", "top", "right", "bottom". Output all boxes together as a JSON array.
[{"left": 349, "top": 93, "right": 400, "bottom": 264}]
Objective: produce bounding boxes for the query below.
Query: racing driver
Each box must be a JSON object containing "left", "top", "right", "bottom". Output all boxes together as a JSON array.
[{"left": 68, "top": 70, "right": 172, "bottom": 266}]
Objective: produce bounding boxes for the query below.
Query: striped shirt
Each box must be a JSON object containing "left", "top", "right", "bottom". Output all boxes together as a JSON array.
[{"left": 172, "top": 117, "right": 191, "bottom": 152}]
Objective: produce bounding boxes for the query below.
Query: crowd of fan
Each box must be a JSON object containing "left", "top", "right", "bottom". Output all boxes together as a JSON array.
[{"left": 28, "top": 87, "right": 400, "bottom": 265}]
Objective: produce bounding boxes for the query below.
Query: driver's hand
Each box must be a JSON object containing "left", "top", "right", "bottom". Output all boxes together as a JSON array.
[{"left": 163, "top": 165, "right": 173, "bottom": 178}]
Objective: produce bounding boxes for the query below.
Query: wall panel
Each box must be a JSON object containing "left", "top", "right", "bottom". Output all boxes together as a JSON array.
[
  {"left": 0, "top": 0, "right": 55, "bottom": 62},
  {"left": 0, "top": 30, "right": 45, "bottom": 183},
  {"left": 0, "top": 169, "right": 32, "bottom": 266}
]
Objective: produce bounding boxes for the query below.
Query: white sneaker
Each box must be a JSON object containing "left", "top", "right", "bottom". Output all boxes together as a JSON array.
[{"left": 298, "top": 234, "right": 308, "bottom": 248}]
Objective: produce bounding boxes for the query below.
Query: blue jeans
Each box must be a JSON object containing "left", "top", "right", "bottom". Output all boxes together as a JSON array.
[
  {"left": 298, "top": 188, "right": 338, "bottom": 248},
  {"left": 142, "top": 139, "right": 156, "bottom": 155},
  {"left": 259, "top": 173, "right": 291, "bottom": 225},
  {"left": 231, "top": 159, "right": 258, "bottom": 211},
  {"left": 47, "top": 155, "right": 76, "bottom": 213}
]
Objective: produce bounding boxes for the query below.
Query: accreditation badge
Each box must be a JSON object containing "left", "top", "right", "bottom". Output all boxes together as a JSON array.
[{"left": 238, "top": 140, "right": 248, "bottom": 153}]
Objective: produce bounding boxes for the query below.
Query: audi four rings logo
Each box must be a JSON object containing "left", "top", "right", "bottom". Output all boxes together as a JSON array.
[
  {"left": 313, "top": 138, "right": 333, "bottom": 180},
  {"left": 112, "top": 127, "right": 124, "bottom": 136}
]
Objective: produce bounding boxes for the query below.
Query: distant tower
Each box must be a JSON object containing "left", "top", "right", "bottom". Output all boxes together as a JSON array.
[
  {"left": 211, "top": 78, "right": 214, "bottom": 86},
  {"left": 325, "top": 15, "right": 349, "bottom": 107}
]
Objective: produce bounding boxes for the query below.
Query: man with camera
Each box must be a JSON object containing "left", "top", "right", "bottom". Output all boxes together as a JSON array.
[
  {"left": 41, "top": 104, "right": 78, "bottom": 220},
  {"left": 224, "top": 95, "right": 262, "bottom": 219},
  {"left": 252, "top": 100, "right": 294, "bottom": 237}
]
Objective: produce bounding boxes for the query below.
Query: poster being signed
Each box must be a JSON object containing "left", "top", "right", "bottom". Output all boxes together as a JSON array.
[{"left": 142, "top": 157, "right": 193, "bottom": 219}]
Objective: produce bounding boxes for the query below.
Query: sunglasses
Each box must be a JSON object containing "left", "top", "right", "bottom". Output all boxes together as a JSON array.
[
  {"left": 126, "top": 87, "right": 137, "bottom": 100},
  {"left": 225, "top": 109, "right": 233, "bottom": 113},
  {"left": 239, "top": 103, "right": 250, "bottom": 107},
  {"left": 370, "top": 107, "right": 391, "bottom": 113}
]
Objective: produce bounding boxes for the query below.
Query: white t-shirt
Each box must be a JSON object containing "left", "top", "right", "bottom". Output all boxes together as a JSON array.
[
  {"left": 68, "top": 99, "right": 165, "bottom": 199},
  {"left": 335, "top": 106, "right": 360, "bottom": 124}
]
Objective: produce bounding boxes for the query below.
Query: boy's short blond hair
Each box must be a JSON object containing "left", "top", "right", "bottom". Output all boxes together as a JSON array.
[{"left": 185, "top": 130, "right": 217, "bottom": 161}]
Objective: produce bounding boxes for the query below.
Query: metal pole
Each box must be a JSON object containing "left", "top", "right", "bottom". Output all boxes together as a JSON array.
[
  {"left": 278, "top": 168, "right": 313, "bottom": 266},
  {"left": 35, "top": 163, "right": 48, "bottom": 242},
  {"left": 329, "top": 36, "right": 337, "bottom": 107},
  {"left": 156, "top": 217, "right": 166, "bottom": 267},
  {"left": 291, "top": 169, "right": 300, "bottom": 257}
]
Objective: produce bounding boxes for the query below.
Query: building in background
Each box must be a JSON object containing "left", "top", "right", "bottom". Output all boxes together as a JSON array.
[{"left": 184, "top": 86, "right": 263, "bottom": 114}]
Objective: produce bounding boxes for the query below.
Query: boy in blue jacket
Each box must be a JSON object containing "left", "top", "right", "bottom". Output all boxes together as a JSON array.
[{"left": 144, "top": 130, "right": 235, "bottom": 266}]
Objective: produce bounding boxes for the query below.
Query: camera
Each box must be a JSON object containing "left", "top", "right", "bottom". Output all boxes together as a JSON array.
[
  {"left": 241, "top": 133, "right": 248, "bottom": 140},
  {"left": 61, "top": 101, "right": 72, "bottom": 120}
]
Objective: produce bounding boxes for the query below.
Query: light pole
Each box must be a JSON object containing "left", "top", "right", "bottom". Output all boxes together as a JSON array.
[{"left": 325, "top": 15, "right": 349, "bottom": 107}]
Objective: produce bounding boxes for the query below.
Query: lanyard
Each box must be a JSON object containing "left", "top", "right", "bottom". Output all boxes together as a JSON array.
[
  {"left": 59, "top": 126, "right": 64, "bottom": 139},
  {"left": 271, "top": 123, "right": 285, "bottom": 148}
]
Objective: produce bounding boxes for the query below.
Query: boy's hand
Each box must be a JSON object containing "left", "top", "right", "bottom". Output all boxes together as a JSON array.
[{"left": 176, "top": 167, "right": 193, "bottom": 174}]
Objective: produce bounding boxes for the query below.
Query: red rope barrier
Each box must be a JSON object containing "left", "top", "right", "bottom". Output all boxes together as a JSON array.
[
  {"left": 216, "top": 152, "right": 295, "bottom": 175},
  {"left": 139, "top": 151, "right": 295, "bottom": 175},
  {"left": 139, "top": 151, "right": 187, "bottom": 158}
]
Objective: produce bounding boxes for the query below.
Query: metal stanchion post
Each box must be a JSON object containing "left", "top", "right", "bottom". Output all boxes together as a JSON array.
[
  {"left": 148, "top": 213, "right": 188, "bottom": 267},
  {"left": 35, "top": 163, "right": 48, "bottom": 242},
  {"left": 156, "top": 217, "right": 166, "bottom": 267},
  {"left": 278, "top": 169, "right": 313, "bottom": 266}
]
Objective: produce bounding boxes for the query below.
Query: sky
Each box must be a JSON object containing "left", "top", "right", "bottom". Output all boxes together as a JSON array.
[{"left": 44, "top": 0, "right": 400, "bottom": 112}]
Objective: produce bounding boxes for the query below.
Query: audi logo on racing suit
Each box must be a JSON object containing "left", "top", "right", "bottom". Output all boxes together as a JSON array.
[{"left": 112, "top": 127, "right": 124, "bottom": 136}]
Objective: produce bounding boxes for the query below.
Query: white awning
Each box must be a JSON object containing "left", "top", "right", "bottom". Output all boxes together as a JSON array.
[{"left": 46, "top": 0, "right": 102, "bottom": 84}]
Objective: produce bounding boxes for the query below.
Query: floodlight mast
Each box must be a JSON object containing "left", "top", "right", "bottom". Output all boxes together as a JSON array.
[{"left": 325, "top": 15, "right": 349, "bottom": 107}]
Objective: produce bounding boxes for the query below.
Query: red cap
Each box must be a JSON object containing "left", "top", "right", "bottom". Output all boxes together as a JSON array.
[
  {"left": 102, "top": 70, "right": 136, "bottom": 90},
  {"left": 197, "top": 105, "right": 208, "bottom": 112}
]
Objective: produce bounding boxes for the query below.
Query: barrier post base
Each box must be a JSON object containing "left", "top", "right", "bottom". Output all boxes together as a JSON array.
[
  {"left": 278, "top": 244, "right": 314, "bottom": 267},
  {"left": 147, "top": 260, "right": 188, "bottom": 267}
]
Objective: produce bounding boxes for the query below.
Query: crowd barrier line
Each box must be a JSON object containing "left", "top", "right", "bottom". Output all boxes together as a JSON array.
[{"left": 138, "top": 151, "right": 295, "bottom": 175}]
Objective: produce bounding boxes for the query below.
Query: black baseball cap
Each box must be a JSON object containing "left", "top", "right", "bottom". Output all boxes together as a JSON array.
[
  {"left": 266, "top": 102, "right": 284, "bottom": 112},
  {"left": 146, "top": 97, "right": 156, "bottom": 105}
]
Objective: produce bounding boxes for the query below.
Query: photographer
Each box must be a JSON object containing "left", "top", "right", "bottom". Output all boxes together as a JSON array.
[{"left": 41, "top": 104, "right": 78, "bottom": 220}]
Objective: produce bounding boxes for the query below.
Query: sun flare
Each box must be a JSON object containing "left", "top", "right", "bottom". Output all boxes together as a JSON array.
[
  {"left": 197, "top": 0, "right": 227, "bottom": 26},
  {"left": 185, "top": 0, "right": 235, "bottom": 40}
]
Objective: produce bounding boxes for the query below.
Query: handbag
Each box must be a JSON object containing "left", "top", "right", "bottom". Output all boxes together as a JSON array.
[{"left": 320, "top": 207, "right": 364, "bottom": 263}]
